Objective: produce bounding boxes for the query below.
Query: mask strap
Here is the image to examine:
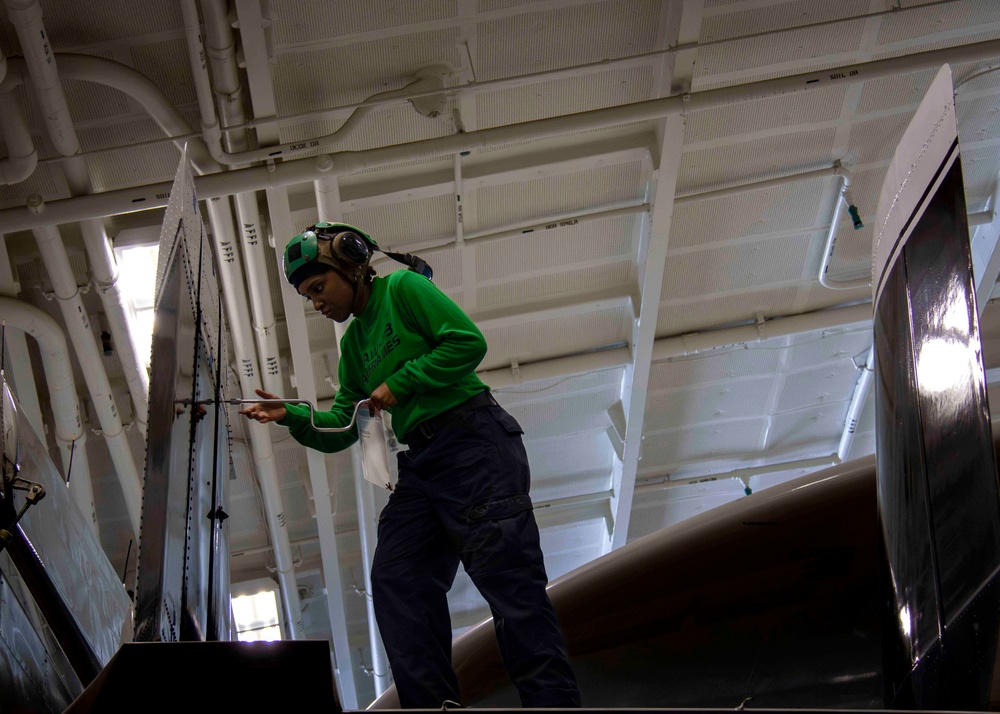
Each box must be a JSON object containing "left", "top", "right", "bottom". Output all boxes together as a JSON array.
[{"left": 381, "top": 249, "right": 433, "bottom": 280}]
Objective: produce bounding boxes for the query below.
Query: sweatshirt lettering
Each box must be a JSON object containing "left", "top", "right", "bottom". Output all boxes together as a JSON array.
[{"left": 361, "top": 322, "right": 401, "bottom": 384}]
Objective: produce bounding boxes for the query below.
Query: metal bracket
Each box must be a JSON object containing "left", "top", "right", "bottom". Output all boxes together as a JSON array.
[{"left": 0, "top": 466, "right": 46, "bottom": 554}]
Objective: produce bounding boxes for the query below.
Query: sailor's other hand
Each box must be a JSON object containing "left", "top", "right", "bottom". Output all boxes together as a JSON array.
[
  {"left": 367, "top": 382, "right": 397, "bottom": 416},
  {"left": 239, "top": 388, "right": 286, "bottom": 424}
]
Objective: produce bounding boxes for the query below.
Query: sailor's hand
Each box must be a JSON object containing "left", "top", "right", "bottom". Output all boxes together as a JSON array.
[
  {"left": 239, "top": 388, "right": 286, "bottom": 424},
  {"left": 367, "top": 382, "right": 397, "bottom": 417}
]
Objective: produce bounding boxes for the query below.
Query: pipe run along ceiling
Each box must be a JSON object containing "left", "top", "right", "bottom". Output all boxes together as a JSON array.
[{"left": 3, "top": 0, "right": 1000, "bottom": 707}]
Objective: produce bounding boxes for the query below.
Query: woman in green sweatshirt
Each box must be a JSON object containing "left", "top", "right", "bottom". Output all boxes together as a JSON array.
[{"left": 241, "top": 223, "right": 580, "bottom": 709}]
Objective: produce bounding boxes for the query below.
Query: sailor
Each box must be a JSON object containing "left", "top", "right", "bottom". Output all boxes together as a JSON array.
[{"left": 241, "top": 222, "right": 580, "bottom": 709}]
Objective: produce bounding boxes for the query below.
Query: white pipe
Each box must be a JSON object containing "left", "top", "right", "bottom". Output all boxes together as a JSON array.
[
  {"left": 3, "top": 0, "right": 77, "bottom": 156},
  {"left": 59, "top": 152, "right": 150, "bottom": 430},
  {"left": 970, "top": 210, "right": 993, "bottom": 226},
  {"left": 0, "top": 53, "right": 219, "bottom": 175},
  {"left": 5, "top": 0, "right": 144, "bottom": 539},
  {"left": 479, "top": 347, "right": 631, "bottom": 389},
  {"left": 0, "top": 237, "right": 44, "bottom": 441},
  {"left": 377, "top": 165, "right": 840, "bottom": 267},
  {"left": 454, "top": 154, "right": 465, "bottom": 246},
  {"left": 635, "top": 453, "right": 839, "bottom": 493},
  {"left": 196, "top": 0, "right": 303, "bottom": 638},
  {"left": 6, "top": 36, "right": 1000, "bottom": 235},
  {"left": 179, "top": 0, "right": 221, "bottom": 163},
  {"left": 837, "top": 345, "right": 874, "bottom": 462},
  {"left": 1, "top": 19, "right": 150, "bottom": 429},
  {"left": 314, "top": 175, "right": 340, "bottom": 222},
  {"left": 205, "top": 75, "right": 438, "bottom": 167},
  {"left": 31, "top": 224, "right": 142, "bottom": 536},
  {"left": 819, "top": 166, "right": 869, "bottom": 290},
  {"left": 352, "top": 454, "right": 392, "bottom": 696},
  {"left": 371, "top": 202, "right": 650, "bottom": 266},
  {"left": 266, "top": 183, "right": 359, "bottom": 707},
  {"left": 0, "top": 66, "right": 37, "bottom": 185},
  {"left": 652, "top": 302, "right": 872, "bottom": 361},
  {"left": 234, "top": 193, "right": 283, "bottom": 393},
  {"left": 479, "top": 302, "right": 873, "bottom": 389},
  {"left": 79, "top": 218, "right": 149, "bottom": 429},
  {"left": 0, "top": 297, "right": 98, "bottom": 534},
  {"left": 187, "top": 0, "right": 964, "bottom": 147},
  {"left": 33, "top": 53, "right": 221, "bottom": 174},
  {"left": 676, "top": 165, "right": 841, "bottom": 204},
  {"left": 204, "top": 195, "right": 303, "bottom": 638},
  {"left": 197, "top": 0, "right": 285, "bottom": 397},
  {"left": 311, "top": 172, "right": 391, "bottom": 699}
]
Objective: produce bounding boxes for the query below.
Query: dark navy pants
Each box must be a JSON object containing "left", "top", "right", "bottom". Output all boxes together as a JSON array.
[{"left": 370, "top": 401, "right": 581, "bottom": 708}]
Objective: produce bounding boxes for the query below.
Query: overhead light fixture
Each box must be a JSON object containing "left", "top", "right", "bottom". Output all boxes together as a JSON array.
[
  {"left": 231, "top": 588, "right": 282, "bottom": 642},
  {"left": 116, "top": 243, "right": 159, "bottom": 373}
]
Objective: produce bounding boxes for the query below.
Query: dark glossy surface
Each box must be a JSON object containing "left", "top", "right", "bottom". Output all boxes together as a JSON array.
[
  {"left": 65, "top": 640, "right": 339, "bottom": 712},
  {"left": 0, "top": 381, "right": 129, "bottom": 710},
  {"left": 874, "top": 157, "right": 1000, "bottom": 708},
  {"left": 0, "top": 563, "right": 77, "bottom": 713},
  {"left": 371, "top": 457, "right": 884, "bottom": 709}
]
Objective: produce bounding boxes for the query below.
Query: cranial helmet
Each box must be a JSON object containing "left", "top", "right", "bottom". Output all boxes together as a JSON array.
[
  {"left": 283, "top": 222, "right": 377, "bottom": 290},
  {"left": 283, "top": 222, "right": 433, "bottom": 290}
]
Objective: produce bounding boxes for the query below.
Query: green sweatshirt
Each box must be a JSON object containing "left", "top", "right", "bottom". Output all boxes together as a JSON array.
[{"left": 280, "top": 269, "right": 489, "bottom": 451}]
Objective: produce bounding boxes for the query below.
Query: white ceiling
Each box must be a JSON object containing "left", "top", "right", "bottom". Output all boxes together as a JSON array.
[{"left": 3, "top": 0, "right": 1000, "bottom": 707}]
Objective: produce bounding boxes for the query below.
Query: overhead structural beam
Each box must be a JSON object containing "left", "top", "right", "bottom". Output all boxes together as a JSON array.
[
  {"left": 972, "top": 168, "right": 1000, "bottom": 314},
  {"left": 265, "top": 186, "right": 360, "bottom": 707},
  {"left": 608, "top": 0, "right": 703, "bottom": 553},
  {"left": 4, "top": 38, "right": 1000, "bottom": 233},
  {"left": 225, "top": 0, "right": 359, "bottom": 703},
  {"left": 478, "top": 301, "right": 872, "bottom": 390}
]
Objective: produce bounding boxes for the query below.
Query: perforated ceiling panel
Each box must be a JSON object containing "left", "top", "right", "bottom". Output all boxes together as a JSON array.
[
  {"left": 475, "top": 161, "right": 646, "bottom": 229},
  {"left": 344, "top": 194, "right": 456, "bottom": 247},
  {"left": 476, "top": 260, "right": 632, "bottom": 312},
  {"left": 645, "top": 376, "right": 776, "bottom": 432},
  {"left": 658, "top": 285, "right": 805, "bottom": 335},
  {"left": 34, "top": 0, "right": 182, "bottom": 46},
  {"left": 79, "top": 121, "right": 183, "bottom": 191},
  {"left": 662, "top": 234, "right": 813, "bottom": 300},
  {"left": 475, "top": 0, "right": 664, "bottom": 81},
  {"left": 475, "top": 66, "right": 655, "bottom": 129},
  {"left": 876, "top": 0, "right": 1000, "bottom": 46},
  {"left": 672, "top": 177, "right": 831, "bottom": 251},
  {"left": 480, "top": 304, "right": 631, "bottom": 370},
  {"left": 684, "top": 85, "right": 847, "bottom": 145},
  {"left": 642, "top": 417, "right": 767, "bottom": 469},
  {"left": 649, "top": 348, "right": 783, "bottom": 391},
  {"left": 10, "top": 1, "right": 1000, "bottom": 707},
  {"left": 504, "top": 388, "right": 615, "bottom": 439},
  {"left": 678, "top": 128, "right": 838, "bottom": 193},
  {"left": 130, "top": 38, "right": 199, "bottom": 107},
  {"left": 270, "top": 0, "right": 457, "bottom": 44},
  {"left": 476, "top": 214, "right": 637, "bottom": 280},
  {"left": 272, "top": 29, "right": 462, "bottom": 114}
]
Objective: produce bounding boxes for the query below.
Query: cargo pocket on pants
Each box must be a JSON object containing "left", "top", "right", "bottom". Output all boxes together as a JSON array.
[{"left": 463, "top": 494, "right": 541, "bottom": 576}]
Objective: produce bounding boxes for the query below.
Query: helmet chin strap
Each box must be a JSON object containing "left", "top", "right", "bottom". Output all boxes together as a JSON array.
[
  {"left": 316, "top": 259, "right": 369, "bottom": 317},
  {"left": 350, "top": 273, "right": 367, "bottom": 316}
]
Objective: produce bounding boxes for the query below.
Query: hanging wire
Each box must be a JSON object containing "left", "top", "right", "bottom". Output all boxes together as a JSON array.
[
  {"left": 357, "top": 647, "right": 389, "bottom": 679},
  {"left": 121, "top": 538, "right": 133, "bottom": 586},
  {"left": 66, "top": 439, "right": 76, "bottom": 485}
]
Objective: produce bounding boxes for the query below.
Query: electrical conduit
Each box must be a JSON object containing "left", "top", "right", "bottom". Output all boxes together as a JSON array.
[
  {"left": 0, "top": 297, "right": 98, "bottom": 535},
  {"left": 184, "top": 0, "right": 302, "bottom": 637},
  {"left": 5, "top": 38, "right": 1000, "bottom": 233},
  {"left": 4, "top": 1, "right": 150, "bottom": 436}
]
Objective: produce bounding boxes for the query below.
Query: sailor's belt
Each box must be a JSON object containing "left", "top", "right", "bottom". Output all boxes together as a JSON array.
[{"left": 406, "top": 391, "right": 496, "bottom": 449}]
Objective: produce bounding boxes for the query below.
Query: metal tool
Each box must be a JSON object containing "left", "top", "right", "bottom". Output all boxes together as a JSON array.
[{"left": 179, "top": 396, "right": 372, "bottom": 433}]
